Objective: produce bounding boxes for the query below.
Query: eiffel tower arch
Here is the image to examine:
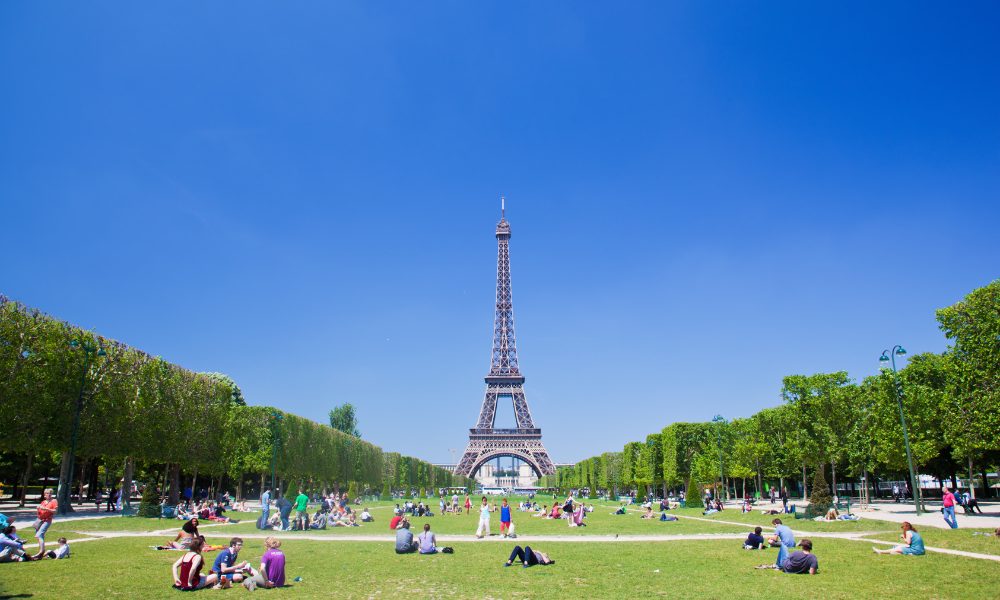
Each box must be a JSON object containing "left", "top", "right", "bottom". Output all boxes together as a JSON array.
[{"left": 455, "top": 202, "right": 556, "bottom": 481}]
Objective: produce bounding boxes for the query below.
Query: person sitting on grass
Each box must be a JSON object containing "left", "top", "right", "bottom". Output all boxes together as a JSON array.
[
  {"left": 244, "top": 536, "right": 286, "bottom": 590},
  {"left": 390, "top": 513, "right": 405, "bottom": 530},
  {"left": 0, "top": 525, "right": 31, "bottom": 562},
  {"left": 781, "top": 539, "right": 818, "bottom": 574},
  {"left": 613, "top": 504, "right": 627, "bottom": 515},
  {"left": 742, "top": 499, "right": 753, "bottom": 513},
  {"left": 309, "top": 510, "right": 328, "bottom": 530},
  {"left": 360, "top": 507, "right": 373, "bottom": 522},
  {"left": 873, "top": 521, "right": 924, "bottom": 556},
  {"left": 744, "top": 527, "right": 765, "bottom": 550},
  {"left": 767, "top": 518, "right": 796, "bottom": 568},
  {"left": 159, "top": 518, "right": 201, "bottom": 550},
  {"left": 43, "top": 536, "right": 70, "bottom": 559},
  {"left": 569, "top": 503, "right": 586, "bottom": 527},
  {"left": 211, "top": 537, "right": 250, "bottom": 587},
  {"left": 504, "top": 545, "right": 555, "bottom": 568},
  {"left": 395, "top": 521, "right": 418, "bottom": 554},
  {"left": 172, "top": 538, "right": 220, "bottom": 590},
  {"left": 641, "top": 506, "right": 657, "bottom": 519},
  {"left": 418, "top": 523, "right": 437, "bottom": 554},
  {"left": 533, "top": 505, "right": 548, "bottom": 517}
]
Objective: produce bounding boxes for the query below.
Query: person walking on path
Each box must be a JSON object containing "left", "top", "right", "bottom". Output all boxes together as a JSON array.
[
  {"left": 941, "top": 487, "right": 959, "bottom": 529},
  {"left": 780, "top": 487, "right": 788, "bottom": 513},
  {"left": 500, "top": 498, "right": 512, "bottom": 538},
  {"left": 475, "top": 497, "right": 491, "bottom": 538}
]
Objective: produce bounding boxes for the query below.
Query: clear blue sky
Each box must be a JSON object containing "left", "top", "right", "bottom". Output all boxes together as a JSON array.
[{"left": 2, "top": 2, "right": 998, "bottom": 464}]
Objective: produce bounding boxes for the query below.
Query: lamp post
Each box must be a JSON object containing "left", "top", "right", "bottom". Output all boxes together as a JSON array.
[
  {"left": 57, "top": 339, "right": 106, "bottom": 515},
  {"left": 712, "top": 415, "right": 726, "bottom": 501},
  {"left": 879, "top": 345, "right": 922, "bottom": 515},
  {"left": 269, "top": 412, "right": 284, "bottom": 495}
]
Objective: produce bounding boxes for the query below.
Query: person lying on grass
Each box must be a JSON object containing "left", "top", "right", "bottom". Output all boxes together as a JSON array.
[
  {"left": 504, "top": 545, "right": 555, "bottom": 568},
  {"left": 873, "top": 522, "right": 924, "bottom": 556},
  {"left": 780, "top": 539, "right": 818, "bottom": 574}
]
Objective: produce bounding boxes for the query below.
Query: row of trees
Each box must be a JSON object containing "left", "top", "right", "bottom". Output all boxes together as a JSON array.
[
  {"left": 0, "top": 295, "right": 473, "bottom": 508},
  {"left": 544, "top": 281, "right": 1000, "bottom": 502}
]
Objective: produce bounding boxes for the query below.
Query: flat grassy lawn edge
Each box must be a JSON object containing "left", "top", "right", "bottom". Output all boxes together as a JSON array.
[{"left": 0, "top": 536, "right": 994, "bottom": 599}]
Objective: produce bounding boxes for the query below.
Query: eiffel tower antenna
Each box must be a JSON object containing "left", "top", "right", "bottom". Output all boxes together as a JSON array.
[{"left": 455, "top": 204, "right": 556, "bottom": 481}]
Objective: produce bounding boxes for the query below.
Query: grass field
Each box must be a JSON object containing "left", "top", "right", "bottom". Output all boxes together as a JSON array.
[
  {"left": 861, "top": 527, "right": 1000, "bottom": 556},
  {"left": 0, "top": 535, "right": 995, "bottom": 599},
  {"left": 3, "top": 498, "right": 995, "bottom": 599}
]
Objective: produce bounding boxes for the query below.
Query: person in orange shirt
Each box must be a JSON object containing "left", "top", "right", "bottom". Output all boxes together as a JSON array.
[{"left": 33, "top": 488, "right": 58, "bottom": 560}]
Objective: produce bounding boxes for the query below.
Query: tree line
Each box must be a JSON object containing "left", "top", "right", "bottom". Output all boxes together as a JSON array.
[
  {"left": 0, "top": 295, "right": 473, "bottom": 506},
  {"left": 543, "top": 280, "right": 1000, "bottom": 502}
]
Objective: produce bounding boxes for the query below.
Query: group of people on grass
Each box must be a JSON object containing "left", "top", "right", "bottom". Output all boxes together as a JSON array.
[
  {"left": 171, "top": 536, "right": 286, "bottom": 591},
  {"left": 0, "top": 488, "right": 68, "bottom": 563}
]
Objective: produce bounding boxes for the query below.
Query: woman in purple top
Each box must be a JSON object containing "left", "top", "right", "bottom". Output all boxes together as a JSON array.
[{"left": 251, "top": 536, "right": 286, "bottom": 588}]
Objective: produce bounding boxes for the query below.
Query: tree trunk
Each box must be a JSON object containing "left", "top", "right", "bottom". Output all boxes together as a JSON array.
[
  {"left": 122, "top": 457, "right": 135, "bottom": 509},
  {"left": 802, "top": 464, "right": 808, "bottom": 500},
  {"left": 18, "top": 453, "right": 34, "bottom": 507},
  {"left": 831, "top": 461, "right": 837, "bottom": 499},
  {"left": 260, "top": 473, "right": 266, "bottom": 499},
  {"left": 57, "top": 450, "right": 76, "bottom": 513},
  {"left": 191, "top": 468, "right": 198, "bottom": 501},
  {"left": 168, "top": 463, "right": 181, "bottom": 505},
  {"left": 77, "top": 459, "right": 89, "bottom": 505},
  {"left": 968, "top": 457, "right": 976, "bottom": 500},
  {"left": 950, "top": 473, "right": 958, "bottom": 491},
  {"left": 981, "top": 469, "right": 990, "bottom": 499}
]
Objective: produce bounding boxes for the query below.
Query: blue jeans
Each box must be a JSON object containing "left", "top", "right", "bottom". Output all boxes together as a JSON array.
[
  {"left": 261, "top": 507, "right": 270, "bottom": 525},
  {"left": 776, "top": 542, "right": 792, "bottom": 567},
  {"left": 280, "top": 512, "right": 290, "bottom": 530},
  {"left": 942, "top": 506, "right": 958, "bottom": 529}
]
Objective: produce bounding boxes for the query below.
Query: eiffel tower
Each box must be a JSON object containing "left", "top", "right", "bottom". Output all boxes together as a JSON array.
[{"left": 455, "top": 202, "right": 556, "bottom": 480}]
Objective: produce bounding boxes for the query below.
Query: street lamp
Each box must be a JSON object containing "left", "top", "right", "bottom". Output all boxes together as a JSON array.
[
  {"left": 57, "top": 339, "right": 106, "bottom": 515},
  {"left": 269, "top": 412, "right": 284, "bottom": 494},
  {"left": 879, "top": 345, "right": 922, "bottom": 515},
  {"left": 712, "top": 415, "right": 726, "bottom": 501}
]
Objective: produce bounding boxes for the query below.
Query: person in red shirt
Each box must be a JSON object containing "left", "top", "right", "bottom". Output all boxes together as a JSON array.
[
  {"left": 32, "top": 488, "right": 58, "bottom": 560},
  {"left": 389, "top": 514, "right": 403, "bottom": 530},
  {"left": 941, "top": 487, "right": 959, "bottom": 529}
]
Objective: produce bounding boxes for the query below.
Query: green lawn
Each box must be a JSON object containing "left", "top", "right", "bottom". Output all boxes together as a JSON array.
[
  {"left": 862, "top": 527, "right": 1000, "bottom": 556},
  {"left": 687, "top": 508, "right": 899, "bottom": 533},
  {"left": 0, "top": 535, "right": 995, "bottom": 599}
]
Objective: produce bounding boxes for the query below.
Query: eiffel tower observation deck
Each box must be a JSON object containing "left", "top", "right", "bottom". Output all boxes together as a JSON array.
[{"left": 455, "top": 201, "right": 556, "bottom": 480}]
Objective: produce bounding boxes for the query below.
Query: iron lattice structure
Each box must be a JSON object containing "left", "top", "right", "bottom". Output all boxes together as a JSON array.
[{"left": 455, "top": 208, "right": 556, "bottom": 479}]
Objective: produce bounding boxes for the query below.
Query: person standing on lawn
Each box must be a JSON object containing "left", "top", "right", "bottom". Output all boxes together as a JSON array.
[
  {"left": 941, "top": 487, "right": 959, "bottom": 529},
  {"left": 275, "top": 492, "right": 293, "bottom": 531},
  {"left": 465, "top": 495, "right": 472, "bottom": 516},
  {"left": 475, "top": 497, "right": 491, "bottom": 538},
  {"left": 260, "top": 487, "right": 271, "bottom": 525},
  {"left": 32, "top": 487, "right": 57, "bottom": 560},
  {"left": 500, "top": 498, "right": 512, "bottom": 538},
  {"left": 294, "top": 489, "right": 310, "bottom": 530}
]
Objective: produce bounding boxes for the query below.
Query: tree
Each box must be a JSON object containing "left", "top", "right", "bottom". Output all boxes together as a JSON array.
[
  {"left": 936, "top": 280, "right": 1000, "bottom": 496},
  {"left": 328, "top": 403, "right": 361, "bottom": 438}
]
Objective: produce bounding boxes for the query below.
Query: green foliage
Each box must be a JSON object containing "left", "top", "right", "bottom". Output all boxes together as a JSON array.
[
  {"left": 808, "top": 465, "right": 832, "bottom": 515},
  {"left": 200, "top": 372, "right": 246, "bottom": 406},
  {"left": 381, "top": 481, "right": 390, "bottom": 498},
  {"left": 936, "top": 280, "right": 1000, "bottom": 461},
  {"left": 137, "top": 483, "right": 160, "bottom": 518},
  {"left": 347, "top": 481, "right": 359, "bottom": 500},
  {"left": 328, "top": 403, "right": 361, "bottom": 438}
]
